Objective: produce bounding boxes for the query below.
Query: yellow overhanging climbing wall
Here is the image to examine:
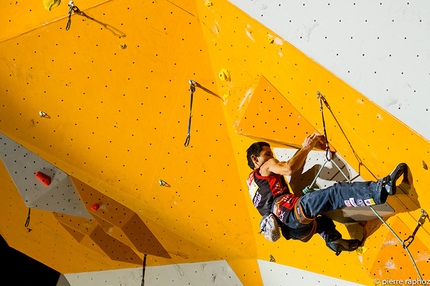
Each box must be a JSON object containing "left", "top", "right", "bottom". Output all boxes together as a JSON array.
[{"left": 0, "top": 0, "right": 429, "bottom": 285}]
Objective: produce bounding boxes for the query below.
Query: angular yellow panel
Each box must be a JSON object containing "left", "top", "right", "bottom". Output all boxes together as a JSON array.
[
  {"left": 71, "top": 176, "right": 170, "bottom": 258},
  {"left": 227, "top": 259, "right": 263, "bottom": 286},
  {"left": 233, "top": 75, "right": 320, "bottom": 148}
]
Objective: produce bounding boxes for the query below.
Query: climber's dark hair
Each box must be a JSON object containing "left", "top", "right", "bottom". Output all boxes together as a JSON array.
[{"left": 246, "top": 142, "right": 270, "bottom": 169}]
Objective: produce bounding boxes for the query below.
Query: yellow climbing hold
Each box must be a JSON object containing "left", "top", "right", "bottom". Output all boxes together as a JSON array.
[
  {"left": 223, "top": 91, "right": 230, "bottom": 102},
  {"left": 218, "top": 68, "right": 231, "bottom": 82},
  {"left": 356, "top": 245, "right": 367, "bottom": 255},
  {"left": 43, "top": 0, "right": 61, "bottom": 11}
]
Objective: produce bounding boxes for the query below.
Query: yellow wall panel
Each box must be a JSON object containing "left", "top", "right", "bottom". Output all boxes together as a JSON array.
[
  {"left": 197, "top": 0, "right": 430, "bottom": 283},
  {"left": 0, "top": 0, "right": 259, "bottom": 281},
  {"left": 1, "top": 0, "right": 429, "bottom": 284}
]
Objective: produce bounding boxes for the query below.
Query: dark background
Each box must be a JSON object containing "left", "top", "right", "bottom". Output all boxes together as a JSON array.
[{"left": 0, "top": 235, "right": 60, "bottom": 286}]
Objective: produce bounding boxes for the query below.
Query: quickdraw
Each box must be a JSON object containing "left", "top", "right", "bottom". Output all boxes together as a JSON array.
[
  {"left": 302, "top": 92, "right": 350, "bottom": 194},
  {"left": 403, "top": 209, "right": 429, "bottom": 248},
  {"left": 66, "top": 0, "right": 79, "bottom": 31},
  {"left": 184, "top": 80, "right": 196, "bottom": 147},
  {"left": 24, "top": 208, "right": 32, "bottom": 232}
]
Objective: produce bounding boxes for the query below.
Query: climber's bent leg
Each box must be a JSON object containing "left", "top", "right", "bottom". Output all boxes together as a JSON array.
[
  {"left": 299, "top": 163, "right": 407, "bottom": 218},
  {"left": 299, "top": 180, "right": 385, "bottom": 218},
  {"left": 316, "top": 216, "right": 361, "bottom": 255}
]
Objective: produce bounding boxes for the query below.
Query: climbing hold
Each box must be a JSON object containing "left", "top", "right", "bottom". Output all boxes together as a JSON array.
[
  {"left": 267, "top": 35, "right": 274, "bottom": 44},
  {"left": 90, "top": 203, "right": 100, "bottom": 211},
  {"left": 158, "top": 179, "right": 171, "bottom": 187},
  {"left": 204, "top": 1, "right": 212, "bottom": 7},
  {"left": 39, "top": 111, "right": 50, "bottom": 118},
  {"left": 218, "top": 69, "right": 231, "bottom": 82},
  {"left": 43, "top": 0, "right": 61, "bottom": 11},
  {"left": 36, "top": 171, "right": 51, "bottom": 186},
  {"left": 356, "top": 245, "right": 367, "bottom": 255},
  {"left": 119, "top": 44, "right": 127, "bottom": 50},
  {"left": 223, "top": 91, "right": 230, "bottom": 102}
]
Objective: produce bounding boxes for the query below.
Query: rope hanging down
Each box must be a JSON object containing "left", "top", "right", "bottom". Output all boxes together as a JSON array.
[
  {"left": 141, "top": 253, "right": 148, "bottom": 286},
  {"left": 309, "top": 91, "right": 426, "bottom": 282}
]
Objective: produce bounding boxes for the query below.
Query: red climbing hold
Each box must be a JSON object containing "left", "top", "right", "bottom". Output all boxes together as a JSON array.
[
  {"left": 36, "top": 171, "right": 51, "bottom": 186},
  {"left": 90, "top": 203, "right": 100, "bottom": 211}
]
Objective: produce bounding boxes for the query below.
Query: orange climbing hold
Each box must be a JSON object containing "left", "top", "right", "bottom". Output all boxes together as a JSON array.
[{"left": 36, "top": 171, "right": 51, "bottom": 186}]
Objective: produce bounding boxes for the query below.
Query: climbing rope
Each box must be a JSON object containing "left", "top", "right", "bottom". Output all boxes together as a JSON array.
[
  {"left": 141, "top": 253, "right": 148, "bottom": 286},
  {"left": 309, "top": 91, "right": 425, "bottom": 281},
  {"left": 302, "top": 93, "right": 347, "bottom": 194},
  {"left": 184, "top": 80, "right": 196, "bottom": 147}
]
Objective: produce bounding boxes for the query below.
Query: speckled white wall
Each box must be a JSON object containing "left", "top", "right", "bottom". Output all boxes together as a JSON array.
[
  {"left": 64, "top": 261, "right": 243, "bottom": 286},
  {"left": 230, "top": 0, "right": 430, "bottom": 140},
  {"left": 0, "top": 133, "right": 91, "bottom": 218},
  {"left": 258, "top": 260, "right": 362, "bottom": 286},
  {"left": 62, "top": 260, "right": 364, "bottom": 286}
]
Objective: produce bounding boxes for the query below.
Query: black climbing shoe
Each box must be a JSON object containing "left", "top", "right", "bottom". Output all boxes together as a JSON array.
[
  {"left": 383, "top": 163, "right": 407, "bottom": 196},
  {"left": 326, "top": 238, "right": 362, "bottom": 256}
]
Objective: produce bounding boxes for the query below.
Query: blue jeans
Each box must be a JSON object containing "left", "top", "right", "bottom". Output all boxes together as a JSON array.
[
  {"left": 300, "top": 180, "right": 385, "bottom": 218},
  {"left": 283, "top": 179, "right": 385, "bottom": 240}
]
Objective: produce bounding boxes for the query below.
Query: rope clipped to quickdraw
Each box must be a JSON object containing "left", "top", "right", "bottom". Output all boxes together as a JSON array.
[
  {"left": 302, "top": 92, "right": 347, "bottom": 194},
  {"left": 312, "top": 91, "right": 426, "bottom": 282},
  {"left": 184, "top": 80, "right": 196, "bottom": 147},
  {"left": 24, "top": 208, "right": 32, "bottom": 232},
  {"left": 141, "top": 253, "right": 148, "bottom": 286},
  {"left": 317, "top": 91, "right": 332, "bottom": 161}
]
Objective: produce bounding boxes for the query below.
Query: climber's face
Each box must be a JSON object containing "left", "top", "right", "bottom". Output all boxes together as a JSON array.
[{"left": 253, "top": 146, "right": 274, "bottom": 169}]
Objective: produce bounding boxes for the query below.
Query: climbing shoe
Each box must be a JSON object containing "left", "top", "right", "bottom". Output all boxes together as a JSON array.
[
  {"left": 326, "top": 238, "right": 362, "bottom": 256},
  {"left": 382, "top": 163, "right": 407, "bottom": 196}
]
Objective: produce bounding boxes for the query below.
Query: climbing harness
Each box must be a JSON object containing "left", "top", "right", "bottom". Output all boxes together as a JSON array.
[
  {"left": 308, "top": 91, "right": 426, "bottom": 281},
  {"left": 184, "top": 80, "right": 196, "bottom": 147}
]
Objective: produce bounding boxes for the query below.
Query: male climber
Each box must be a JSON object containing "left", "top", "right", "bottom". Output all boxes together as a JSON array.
[{"left": 246, "top": 132, "right": 407, "bottom": 255}]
